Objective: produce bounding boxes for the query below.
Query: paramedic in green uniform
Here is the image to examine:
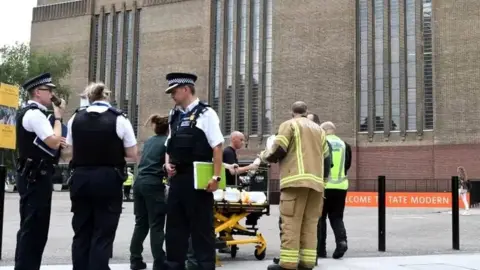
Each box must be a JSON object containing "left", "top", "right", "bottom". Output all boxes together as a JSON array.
[
  {"left": 317, "top": 121, "right": 351, "bottom": 260},
  {"left": 129, "top": 115, "right": 169, "bottom": 270}
]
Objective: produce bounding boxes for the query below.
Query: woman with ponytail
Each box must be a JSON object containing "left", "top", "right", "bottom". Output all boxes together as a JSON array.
[
  {"left": 457, "top": 166, "right": 471, "bottom": 215},
  {"left": 66, "top": 82, "right": 138, "bottom": 269},
  {"left": 128, "top": 114, "right": 169, "bottom": 270}
]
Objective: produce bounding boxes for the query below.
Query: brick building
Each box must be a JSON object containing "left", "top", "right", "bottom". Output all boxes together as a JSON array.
[{"left": 30, "top": 0, "right": 480, "bottom": 196}]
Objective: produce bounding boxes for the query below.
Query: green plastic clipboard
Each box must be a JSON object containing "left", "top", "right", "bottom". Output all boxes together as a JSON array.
[{"left": 193, "top": 162, "right": 226, "bottom": 190}]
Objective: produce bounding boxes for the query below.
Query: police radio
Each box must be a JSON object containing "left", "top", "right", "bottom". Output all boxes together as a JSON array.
[{"left": 51, "top": 95, "right": 62, "bottom": 107}]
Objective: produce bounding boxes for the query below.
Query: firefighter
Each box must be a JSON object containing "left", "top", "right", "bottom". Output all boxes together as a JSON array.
[
  {"left": 163, "top": 72, "right": 224, "bottom": 270},
  {"left": 256, "top": 101, "right": 329, "bottom": 270},
  {"left": 317, "top": 121, "right": 352, "bottom": 259}
]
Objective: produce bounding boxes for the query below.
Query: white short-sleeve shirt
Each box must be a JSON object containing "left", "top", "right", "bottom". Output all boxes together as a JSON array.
[
  {"left": 165, "top": 98, "right": 224, "bottom": 148},
  {"left": 22, "top": 100, "right": 55, "bottom": 141},
  {"left": 66, "top": 101, "right": 137, "bottom": 148}
]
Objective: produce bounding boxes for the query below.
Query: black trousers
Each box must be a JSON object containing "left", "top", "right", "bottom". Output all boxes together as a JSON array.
[
  {"left": 130, "top": 182, "right": 167, "bottom": 269},
  {"left": 70, "top": 167, "right": 124, "bottom": 270},
  {"left": 124, "top": 185, "right": 132, "bottom": 200},
  {"left": 317, "top": 189, "right": 347, "bottom": 254},
  {"left": 15, "top": 170, "right": 53, "bottom": 270},
  {"left": 165, "top": 172, "right": 215, "bottom": 270}
]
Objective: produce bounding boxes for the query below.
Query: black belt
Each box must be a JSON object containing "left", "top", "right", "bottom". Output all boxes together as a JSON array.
[{"left": 173, "top": 163, "right": 194, "bottom": 174}]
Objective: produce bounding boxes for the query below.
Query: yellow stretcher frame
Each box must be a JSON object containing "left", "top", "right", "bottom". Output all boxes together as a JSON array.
[{"left": 213, "top": 201, "right": 269, "bottom": 267}]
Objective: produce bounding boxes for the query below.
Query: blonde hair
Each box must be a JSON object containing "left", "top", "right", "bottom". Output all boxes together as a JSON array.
[
  {"left": 457, "top": 166, "right": 468, "bottom": 181},
  {"left": 83, "top": 82, "right": 111, "bottom": 103}
]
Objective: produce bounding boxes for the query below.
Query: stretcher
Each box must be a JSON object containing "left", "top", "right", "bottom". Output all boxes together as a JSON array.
[{"left": 213, "top": 166, "right": 270, "bottom": 266}]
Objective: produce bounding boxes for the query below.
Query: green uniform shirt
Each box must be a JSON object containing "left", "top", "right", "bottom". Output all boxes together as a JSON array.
[{"left": 136, "top": 135, "right": 167, "bottom": 185}]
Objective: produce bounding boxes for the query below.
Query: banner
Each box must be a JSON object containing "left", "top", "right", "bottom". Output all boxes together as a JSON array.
[
  {"left": 346, "top": 192, "right": 470, "bottom": 208},
  {"left": 0, "top": 83, "right": 19, "bottom": 150}
]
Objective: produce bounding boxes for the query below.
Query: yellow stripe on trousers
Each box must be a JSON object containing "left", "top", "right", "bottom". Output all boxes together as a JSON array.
[
  {"left": 299, "top": 249, "right": 317, "bottom": 264},
  {"left": 280, "top": 249, "right": 299, "bottom": 263}
]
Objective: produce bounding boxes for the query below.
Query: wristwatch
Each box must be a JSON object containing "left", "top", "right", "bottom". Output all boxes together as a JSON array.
[
  {"left": 54, "top": 117, "right": 62, "bottom": 122},
  {"left": 212, "top": 176, "right": 221, "bottom": 182}
]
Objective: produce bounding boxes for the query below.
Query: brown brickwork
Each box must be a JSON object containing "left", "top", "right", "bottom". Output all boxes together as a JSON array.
[{"left": 31, "top": 0, "right": 480, "bottom": 204}]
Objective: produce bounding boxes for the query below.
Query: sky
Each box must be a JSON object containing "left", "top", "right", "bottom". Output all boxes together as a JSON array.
[{"left": 0, "top": 0, "right": 38, "bottom": 47}]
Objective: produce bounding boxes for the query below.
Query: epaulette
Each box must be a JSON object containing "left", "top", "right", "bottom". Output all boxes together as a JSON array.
[
  {"left": 198, "top": 101, "right": 210, "bottom": 113},
  {"left": 168, "top": 106, "right": 178, "bottom": 125},
  {"left": 108, "top": 107, "right": 127, "bottom": 117},
  {"left": 25, "top": 103, "right": 39, "bottom": 110},
  {"left": 75, "top": 106, "right": 88, "bottom": 113}
]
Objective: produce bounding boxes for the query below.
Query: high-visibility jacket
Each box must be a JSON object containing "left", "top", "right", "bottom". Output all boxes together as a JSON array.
[
  {"left": 325, "top": 134, "right": 348, "bottom": 190},
  {"left": 124, "top": 173, "right": 133, "bottom": 186},
  {"left": 259, "top": 117, "right": 329, "bottom": 192}
]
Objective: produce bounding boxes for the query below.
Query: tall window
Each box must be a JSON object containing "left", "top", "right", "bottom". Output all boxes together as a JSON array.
[
  {"left": 358, "top": 0, "right": 432, "bottom": 133},
  {"left": 104, "top": 13, "right": 113, "bottom": 87},
  {"left": 264, "top": 0, "right": 273, "bottom": 134},
  {"left": 406, "top": 0, "right": 416, "bottom": 131},
  {"left": 423, "top": 0, "right": 433, "bottom": 129},
  {"left": 210, "top": 0, "right": 273, "bottom": 136},
  {"left": 359, "top": 0, "right": 368, "bottom": 132},
  {"left": 211, "top": 0, "right": 222, "bottom": 113},
  {"left": 89, "top": 7, "right": 141, "bottom": 134},
  {"left": 90, "top": 15, "right": 100, "bottom": 82},
  {"left": 374, "top": 0, "right": 384, "bottom": 131},
  {"left": 224, "top": 0, "right": 234, "bottom": 134},
  {"left": 390, "top": 0, "right": 400, "bottom": 129}
]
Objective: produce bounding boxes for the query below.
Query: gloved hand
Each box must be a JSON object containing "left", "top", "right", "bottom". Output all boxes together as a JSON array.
[{"left": 253, "top": 158, "right": 261, "bottom": 166}]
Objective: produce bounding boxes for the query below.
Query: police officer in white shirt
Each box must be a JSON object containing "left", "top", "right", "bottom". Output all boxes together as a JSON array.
[
  {"left": 163, "top": 73, "right": 224, "bottom": 270},
  {"left": 64, "top": 82, "right": 138, "bottom": 270},
  {"left": 15, "top": 73, "right": 66, "bottom": 270}
]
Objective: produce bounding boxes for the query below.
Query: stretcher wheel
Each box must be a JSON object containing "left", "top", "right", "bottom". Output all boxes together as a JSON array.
[
  {"left": 230, "top": 245, "right": 238, "bottom": 258},
  {"left": 254, "top": 248, "right": 266, "bottom": 260}
]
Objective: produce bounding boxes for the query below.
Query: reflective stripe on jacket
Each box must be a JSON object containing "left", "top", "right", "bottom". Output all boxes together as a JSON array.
[{"left": 260, "top": 117, "right": 329, "bottom": 192}]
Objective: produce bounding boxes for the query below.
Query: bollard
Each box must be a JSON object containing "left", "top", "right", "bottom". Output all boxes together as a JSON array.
[
  {"left": 451, "top": 176, "right": 460, "bottom": 250},
  {"left": 378, "top": 175, "right": 386, "bottom": 252},
  {"left": 0, "top": 165, "right": 6, "bottom": 260}
]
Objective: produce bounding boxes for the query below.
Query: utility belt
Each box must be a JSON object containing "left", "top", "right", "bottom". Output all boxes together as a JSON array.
[
  {"left": 16, "top": 158, "right": 54, "bottom": 183},
  {"left": 67, "top": 165, "right": 128, "bottom": 186},
  {"left": 172, "top": 163, "right": 194, "bottom": 175}
]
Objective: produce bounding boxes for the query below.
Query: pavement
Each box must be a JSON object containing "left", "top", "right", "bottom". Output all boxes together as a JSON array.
[{"left": 0, "top": 192, "right": 480, "bottom": 269}]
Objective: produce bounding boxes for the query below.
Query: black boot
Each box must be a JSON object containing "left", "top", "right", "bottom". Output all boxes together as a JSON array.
[
  {"left": 130, "top": 261, "right": 147, "bottom": 270},
  {"left": 331, "top": 218, "right": 348, "bottom": 259},
  {"left": 332, "top": 240, "right": 348, "bottom": 259},
  {"left": 317, "top": 217, "right": 328, "bottom": 259},
  {"left": 298, "top": 265, "right": 313, "bottom": 270},
  {"left": 267, "top": 264, "right": 288, "bottom": 270}
]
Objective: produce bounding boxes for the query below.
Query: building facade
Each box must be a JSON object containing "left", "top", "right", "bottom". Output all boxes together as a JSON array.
[{"left": 31, "top": 0, "right": 480, "bottom": 195}]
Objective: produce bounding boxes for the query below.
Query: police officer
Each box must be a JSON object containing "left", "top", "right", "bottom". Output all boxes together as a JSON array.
[
  {"left": 317, "top": 121, "right": 352, "bottom": 259},
  {"left": 65, "top": 82, "right": 138, "bottom": 270},
  {"left": 14, "top": 73, "right": 66, "bottom": 270},
  {"left": 163, "top": 72, "right": 224, "bottom": 270}
]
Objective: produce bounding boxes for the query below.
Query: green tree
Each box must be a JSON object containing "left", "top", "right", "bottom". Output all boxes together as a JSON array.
[
  {"left": 0, "top": 42, "right": 73, "bottom": 170},
  {"left": 0, "top": 42, "right": 73, "bottom": 101}
]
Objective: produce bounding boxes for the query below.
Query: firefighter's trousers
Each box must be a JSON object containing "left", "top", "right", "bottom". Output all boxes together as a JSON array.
[{"left": 279, "top": 187, "right": 324, "bottom": 269}]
